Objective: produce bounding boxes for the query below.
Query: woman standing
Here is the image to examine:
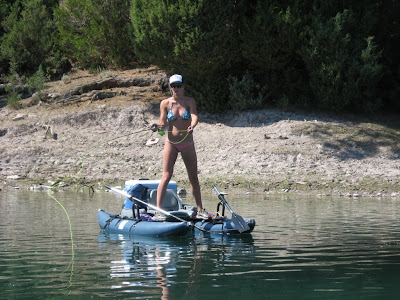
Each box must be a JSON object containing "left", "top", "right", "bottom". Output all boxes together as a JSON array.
[{"left": 151, "top": 74, "right": 208, "bottom": 221}]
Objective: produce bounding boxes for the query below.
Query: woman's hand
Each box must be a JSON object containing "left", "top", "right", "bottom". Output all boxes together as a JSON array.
[
  {"left": 187, "top": 125, "right": 195, "bottom": 133},
  {"left": 150, "top": 124, "right": 158, "bottom": 132}
]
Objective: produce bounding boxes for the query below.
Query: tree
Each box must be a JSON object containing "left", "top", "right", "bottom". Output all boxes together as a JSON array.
[
  {"left": 0, "top": 0, "right": 56, "bottom": 75},
  {"left": 55, "top": 0, "right": 135, "bottom": 69},
  {"left": 301, "top": 9, "right": 383, "bottom": 112},
  {"left": 131, "top": 0, "right": 242, "bottom": 110}
]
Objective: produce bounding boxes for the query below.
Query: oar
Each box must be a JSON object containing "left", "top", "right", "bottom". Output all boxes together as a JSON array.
[
  {"left": 105, "top": 185, "right": 209, "bottom": 233},
  {"left": 213, "top": 185, "right": 250, "bottom": 233}
]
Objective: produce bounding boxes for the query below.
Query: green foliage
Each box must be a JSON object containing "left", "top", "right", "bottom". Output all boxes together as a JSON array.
[
  {"left": 277, "top": 94, "right": 290, "bottom": 110},
  {"left": 55, "top": 0, "right": 135, "bottom": 69},
  {"left": 130, "top": 0, "right": 395, "bottom": 114},
  {"left": 130, "top": 0, "right": 174, "bottom": 66},
  {"left": 227, "top": 73, "right": 263, "bottom": 110},
  {"left": 130, "top": 0, "right": 307, "bottom": 111},
  {"left": 6, "top": 90, "right": 22, "bottom": 109},
  {"left": 0, "top": 0, "right": 55, "bottom": 75},
  {"left": 4, "top": 62, "right": 49, "bottom": 108},
  {"left": 5, "top": 61, "right": 23, "bottom": 109},
  {"left": 27, "top": 64, "right": 49, "bottom": 101},
  {"left": 0, "top": 0, "right": 398, "bottom": 114},
  {"left": 240, "top": 3, "right": 308, "bottom": 105},
  {"left": 27, "top": 65, "right": 47, "bottom": 91},
  {"left": 0, "top": 0, "right": 11, "bottom": 74},
  {"left": 301, "top": 9, "right": 383, "bottom": 113},
  {"left": 131, "top": 0, "right": 242, "bottom": 111}
]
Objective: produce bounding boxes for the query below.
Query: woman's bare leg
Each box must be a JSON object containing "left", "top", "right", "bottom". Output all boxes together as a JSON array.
[
  {"left": 157, "top": 142, "right": 178, "bottom": 208},
  {"left": 181, "top": 145, "right": 203, "bottom": 211}
]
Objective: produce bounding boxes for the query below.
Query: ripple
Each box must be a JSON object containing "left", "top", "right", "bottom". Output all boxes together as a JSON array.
[{"left": 2, "top": 191, "right": 400, "bottom": 298}]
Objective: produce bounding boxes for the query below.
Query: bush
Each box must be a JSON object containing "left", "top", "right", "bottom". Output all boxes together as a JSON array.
[
  {"left": 55, "top": 0, "right": 135, "bottom": 69},
  {"left": 0, "top": 0, "right": 396, "bottom": 114},
  {"left": 240, "top": 3, "right": 308, "bottom": 106},
  {"left": 27, "top": 64, "right": 49, "bottom": 102},
  {"left": 0, "top": 0, "right": 13, "bottom": 75},
  {"left": 0, "top": 0, "right": 56, "bottom": 75},
  {"left": 5, "top": 61, "right": 23, "bottom": 109},
  {"left": 227, "top": 73, "right": 262, "bottom": 110},
  {"left": 301, "top": 9, "right": 383, "bottom": 113},
  {"left": 131, "top": 0, "right": 242, "bottom": 111}
]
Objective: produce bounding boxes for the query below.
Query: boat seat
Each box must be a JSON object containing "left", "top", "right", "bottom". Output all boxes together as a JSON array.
[
  {"left": 148, "top": 189, "right": 181, "bottom": 211},
  {"left": 120, "top": 189, "right": 196, "bottom": 220}
]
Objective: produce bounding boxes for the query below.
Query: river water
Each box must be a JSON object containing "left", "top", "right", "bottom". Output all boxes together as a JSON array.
[{"left": 1, "top": 187, "right": 400, "bottom": 299}]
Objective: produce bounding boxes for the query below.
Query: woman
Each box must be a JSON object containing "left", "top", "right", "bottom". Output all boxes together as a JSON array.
[{"left": 151, "top": 74, "right": 208, "bottom": 221}]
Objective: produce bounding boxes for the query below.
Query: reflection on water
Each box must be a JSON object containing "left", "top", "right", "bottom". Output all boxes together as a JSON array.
[
  {"left": 97, "top": 232, "right": 256, "bottom": 299},
  {"left": 1, "top": 189, "right": 400, "bottom": 299}
]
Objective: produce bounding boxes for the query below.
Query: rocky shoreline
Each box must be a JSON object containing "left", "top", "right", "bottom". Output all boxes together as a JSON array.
[{"left": 1, "top": 67, "right": 399, "bottom": 198}]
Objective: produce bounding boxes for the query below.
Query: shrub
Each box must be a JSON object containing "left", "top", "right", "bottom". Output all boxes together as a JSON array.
[
  {"left": 301, "top": 9, "right": 383, "bottom": 113},
  {"left": 0, "top": 0, "right": 56, "bottom": 75},
  {"left": 240, "top": 3, "right": 308, "bottom": 106},
  {"left": 55, "top": 0, "right": 135, "bottom": 69},
  {"left": 227, "top": 73, "right": 263, "bottom": 110},
  {"left": 0, "top": 0, "right": 13, "bottom": 75},
  {"left": 131, "top": 0, "right": 242, "bottom": 111},
  {"left": 5, "top": 62, "right": 23, "bottom": 109},
  {"left": 27, "top": 64, "right": 49, "bottom": 102}
]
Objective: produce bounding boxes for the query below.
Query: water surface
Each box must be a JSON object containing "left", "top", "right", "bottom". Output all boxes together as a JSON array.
[{"left": 1, "top": 188, "right": 400, "bottom": 299}]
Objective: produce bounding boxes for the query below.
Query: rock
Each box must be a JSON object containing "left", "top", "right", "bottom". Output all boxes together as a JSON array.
[
  {"left": 12, "top": 114, "right": 26, "bottom": 121},
  {"left": 0, "top": 83, "right": 6, "bottom": 95},
  {"left": 47, "top": 93, "right": 61, "bottom": 100},
  {"left": 63, "top": 77, "right": 154, "bottom": 98},
  {"left": 146, "top": 137, "right": 159, "bottom": 146},
  {"left": 29, "top": 184, "right": 50, "bottom": 191},
  {"left": 0, "top": 128, "right": 7, "bottom": 137},
  {"left": 7, "top": 175, "right": 20, "bottom": 180},
  {"left": 44, "top": 125, "right": 57, "bottom": 140},
  {"left": 296, "top": 181, "right": 307, "bottom": 185},
  {"left": 62, "top": 74, "right": 71, "bottom": 84}
]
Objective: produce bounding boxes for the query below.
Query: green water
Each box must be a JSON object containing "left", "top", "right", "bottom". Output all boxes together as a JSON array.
[{"left": 1, "top": 188, "right": 400, "bottom": 299}]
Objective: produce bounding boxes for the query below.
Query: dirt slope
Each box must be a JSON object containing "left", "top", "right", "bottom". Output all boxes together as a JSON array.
[{"left": 1, "top": 67, "right": 399, "bottom": 197}]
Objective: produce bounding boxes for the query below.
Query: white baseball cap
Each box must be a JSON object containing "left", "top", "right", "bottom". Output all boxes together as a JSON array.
[{"left": 169, "top": 74, "right": 183, "bottom": 85}]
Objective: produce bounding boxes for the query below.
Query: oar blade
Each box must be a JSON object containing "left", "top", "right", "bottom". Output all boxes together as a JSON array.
[
  {"left": 231, "top": 213, "right": 251, "bottom": 233},
  {"left": 213, "top": 185, "right": 251, "bottom": 233}
]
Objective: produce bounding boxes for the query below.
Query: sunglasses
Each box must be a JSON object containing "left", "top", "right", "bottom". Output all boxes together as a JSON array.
[{"left": 170, "top": 84, "right": 183, "bottom": 89}]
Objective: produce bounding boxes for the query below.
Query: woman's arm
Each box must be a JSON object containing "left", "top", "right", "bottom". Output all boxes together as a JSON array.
[
  {"left": 151, "top": 99, "right": 168, "bottom": 132},
  {"left": 187, "top": 97, "right": 198, "bottom": 132},
  {"left": 158, "top": 99, "right": 168, "bottom": 129}
]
